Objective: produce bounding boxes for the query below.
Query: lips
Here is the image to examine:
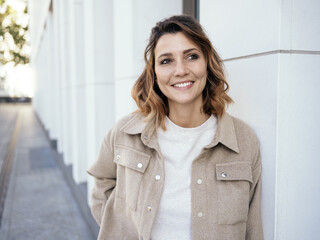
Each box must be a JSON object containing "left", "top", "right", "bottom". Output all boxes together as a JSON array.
[{"left": 172, "top": 81, "right": 194, "bottom": 88}]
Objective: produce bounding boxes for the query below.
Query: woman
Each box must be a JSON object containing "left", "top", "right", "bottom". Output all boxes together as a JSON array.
[{"left": 88, "top": 15, "right": 263, "bottom": 240}]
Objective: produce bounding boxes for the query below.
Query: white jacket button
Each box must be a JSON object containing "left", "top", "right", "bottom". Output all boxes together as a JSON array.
[{"left": 221, "top": 172, "right": 227, "bottom": 178}]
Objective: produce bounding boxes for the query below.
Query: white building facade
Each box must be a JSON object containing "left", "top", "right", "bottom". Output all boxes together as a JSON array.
[{"left": 28, "top": 0, "right": 320, "bottom": 239}]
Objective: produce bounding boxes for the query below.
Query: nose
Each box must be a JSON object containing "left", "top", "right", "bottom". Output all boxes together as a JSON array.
[{"left": 174, "top": 60, "right": 188, "bottom": 77}]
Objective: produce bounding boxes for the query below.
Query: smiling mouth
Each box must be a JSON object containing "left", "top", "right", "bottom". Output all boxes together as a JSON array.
[{"left": 172, "top": 81, "right": 194, "bottom": 88}]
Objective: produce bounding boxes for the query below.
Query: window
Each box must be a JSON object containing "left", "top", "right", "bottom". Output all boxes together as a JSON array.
[{"left": 183, "top": 0, "right": 200, "bottom": 20}]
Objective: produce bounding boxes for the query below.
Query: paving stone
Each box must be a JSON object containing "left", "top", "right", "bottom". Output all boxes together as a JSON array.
[{"left": 0, "top": 104, "right": 94, "bottom": 240}]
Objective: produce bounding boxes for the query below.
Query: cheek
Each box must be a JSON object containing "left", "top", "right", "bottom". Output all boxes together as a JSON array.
[
  {"left": 154, "top": 73, "right": 166, "bottom": 92},
  {"left": 197, "top": 62, "right": 208, "bottom": 79},
  {"left": 198, "top": 69, "right": 208, "bottom": 90},
  {"left": 156, "top": 79, "right": 168, "bottom": 94},
  {"left": 155, "top": 70, "right": 170, "bottom": 86},
  {"left": 193, "top": 67, "right": 207, "bottom": 83}
]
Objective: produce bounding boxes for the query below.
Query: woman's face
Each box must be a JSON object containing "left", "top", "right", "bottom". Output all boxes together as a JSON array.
[{"left": 154, "top": 32, "right": 207, "bottom": 111}]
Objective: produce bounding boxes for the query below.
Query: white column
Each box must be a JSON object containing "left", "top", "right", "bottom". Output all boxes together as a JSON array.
[
  {"left": 58, "top": 0, "right": 74, "bottom": 165},
  {"left": 276, "top": 0, "right": 320, "bottom": 239},
  {"left": 40, "top": 25, "right": 50, "bottom": 133},
  {"left": 45, "top": 12, "right": 55, "bottom": 140},
  {"left": 28, "top": 0, "right": 51, "bottom": 127},
  {"left": 113, "top": 0, "right": 135, "bottom": 120},
  {"left": 45, "top": 9, "right": 60, "bottom": 145},
  {"left": 69, "top": 0, "right": 87, "bottom": 183},
  {"left": 200, "top": 0, "right": 320, "bottom": 239},
  {"left": 68, "top": 0, "right": 79, "bottom": 181},
  {"left": 52, "top": 0, "right": 64, "bottom": 153},
  {"left": 53, "top": 0, "right": 67, "bottom": 155},
  {"left": 83, "top": 0, "right": 115, "bottom": 201},
  {"left": 47, "top": 8, "right": 63, "bottom": 152}
]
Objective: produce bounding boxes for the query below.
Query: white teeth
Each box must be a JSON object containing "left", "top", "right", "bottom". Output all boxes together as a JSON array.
[{"left": 174, "top": 82, "right": 193, "bottom": 88}]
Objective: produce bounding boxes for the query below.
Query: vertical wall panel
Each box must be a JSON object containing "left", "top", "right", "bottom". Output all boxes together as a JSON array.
[
  {"left": 200, "top": 0, "right": 280, "bottom": 59},
  {"left": 276, "top": 54, "right": 320, "bottom": 240}
]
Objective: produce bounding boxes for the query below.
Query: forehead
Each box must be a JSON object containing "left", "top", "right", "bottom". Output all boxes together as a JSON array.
[{"left": 154, "top": 32, "right": 200, "bottom": 56}]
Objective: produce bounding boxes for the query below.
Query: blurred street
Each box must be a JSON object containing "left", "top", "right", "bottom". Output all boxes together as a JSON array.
[{"left": 0, "top": 103, "right": 94, "bottom": 240}]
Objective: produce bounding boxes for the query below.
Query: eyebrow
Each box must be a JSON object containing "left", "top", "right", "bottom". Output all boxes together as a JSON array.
[{"left": 157, "top": 48, "right": 200, "bottom": 60}]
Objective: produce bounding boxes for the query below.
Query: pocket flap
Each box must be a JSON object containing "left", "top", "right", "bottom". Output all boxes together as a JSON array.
[
  {"left": 114, "top": 145, "right": 150, "bottom": 173},
  {"left": 216, "top": 162, "right": 252, "bottom": 183}
]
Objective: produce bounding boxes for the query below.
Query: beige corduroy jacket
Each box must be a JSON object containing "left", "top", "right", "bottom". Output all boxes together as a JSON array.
[{"left": 87, "top": 112, "right": 263, "bottom": 240}]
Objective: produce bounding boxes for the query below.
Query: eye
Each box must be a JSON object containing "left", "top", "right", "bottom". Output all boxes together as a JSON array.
[
  {"left": 187, "top": 53, "right": 199, "bottom": 60},
  {"left": 160, "top": 58, "right": 172, "bottom": 65}
]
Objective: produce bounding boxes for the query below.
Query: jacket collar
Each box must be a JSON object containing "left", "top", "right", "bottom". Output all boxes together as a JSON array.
[
  {"left": 120, "top": 112, "right": 148, "bottom": 135},
  {"left": 121, "top": 112, "right": 239, "bottom": 153},
  {"left": 120, "top": 113, "right": 157, "bottom": 149},
  {"left": 205, "top": 113, "right": 239, "bottom": 153}
]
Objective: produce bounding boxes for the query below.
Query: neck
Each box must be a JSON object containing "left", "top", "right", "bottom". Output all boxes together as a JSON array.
[{"left": 168, "top": 103, "right": 210, "bottom": 128}]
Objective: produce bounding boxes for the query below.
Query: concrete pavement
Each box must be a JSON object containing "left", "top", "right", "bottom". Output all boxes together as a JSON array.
[{"left": 0, "top": 103, "right": 95, "bottom": 240}]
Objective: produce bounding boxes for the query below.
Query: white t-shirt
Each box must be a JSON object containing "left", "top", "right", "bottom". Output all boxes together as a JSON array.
[{"left": 151, "top": 115, "right": 217, "bottom": 240}]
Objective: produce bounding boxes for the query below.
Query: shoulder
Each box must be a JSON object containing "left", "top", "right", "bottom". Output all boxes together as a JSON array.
[
  {"left": 113, "top": 112, "right": 142, "bottom": 130},
  {"left": 103, "top": 111, "right": 146, "bottom": 142}
]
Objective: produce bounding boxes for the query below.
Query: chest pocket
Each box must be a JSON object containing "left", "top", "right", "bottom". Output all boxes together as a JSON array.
[
  {"left": 215, "top": 162, "right": 252, "bottom": 225},
  {"left": 114, "top": 145, "right": 151, "bottom": 211}
]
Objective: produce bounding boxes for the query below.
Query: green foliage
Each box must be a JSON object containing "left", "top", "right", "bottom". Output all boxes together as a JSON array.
[{"left": 0, "top": 0, "right": 29, "bottom": 66}]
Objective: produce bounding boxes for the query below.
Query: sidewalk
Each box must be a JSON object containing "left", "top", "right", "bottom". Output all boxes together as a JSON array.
[{"left": 0, "top": 103, "right": 95, "bottom": 240}]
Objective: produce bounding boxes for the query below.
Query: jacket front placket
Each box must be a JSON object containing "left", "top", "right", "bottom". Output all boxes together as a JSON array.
[
  {"left": 138, "top": 125, "right": 166, "bottom": 240},
  {"left": 190, "top": 147, "right": 212, "bottom": 239}
]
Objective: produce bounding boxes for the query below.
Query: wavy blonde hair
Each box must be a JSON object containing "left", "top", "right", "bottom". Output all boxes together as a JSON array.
[{"left": 132, "top": 15, "right": 233, "bottom": 129}]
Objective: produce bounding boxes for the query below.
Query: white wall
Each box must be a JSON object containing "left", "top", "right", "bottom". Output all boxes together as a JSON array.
[
  {"left": 281, "top": 0, "right": 320, "bottom": 51},
  {"left": 28, "top": 0, "right": 51, "bottom": 61},
  {"left": 200, "top": 0, "right": 280, "bottom": 60},
  {"left": 201, "top": 0, "right": 320, "bottom": 239},
  {"left": 276, "top": 1, "right": 320, "bottom": 239},
  {"left": 30, "top": 4, "right": 60, "bottom": 147},
  {"left": 276, "top": 53, "right": 320, "bottom": 239}
]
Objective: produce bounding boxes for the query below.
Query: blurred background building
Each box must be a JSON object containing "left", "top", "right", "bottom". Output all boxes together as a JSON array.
[{"left": 27, "top": 0, "right": 320, "bottom": 239}]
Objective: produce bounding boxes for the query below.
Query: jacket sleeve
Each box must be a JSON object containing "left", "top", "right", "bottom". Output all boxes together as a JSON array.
[
  {"left": 246, "top": 145, "right": 264, "bottom": 240},
  {"left": 87, "top": 129, "right": 117, "bottom": 226}
]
